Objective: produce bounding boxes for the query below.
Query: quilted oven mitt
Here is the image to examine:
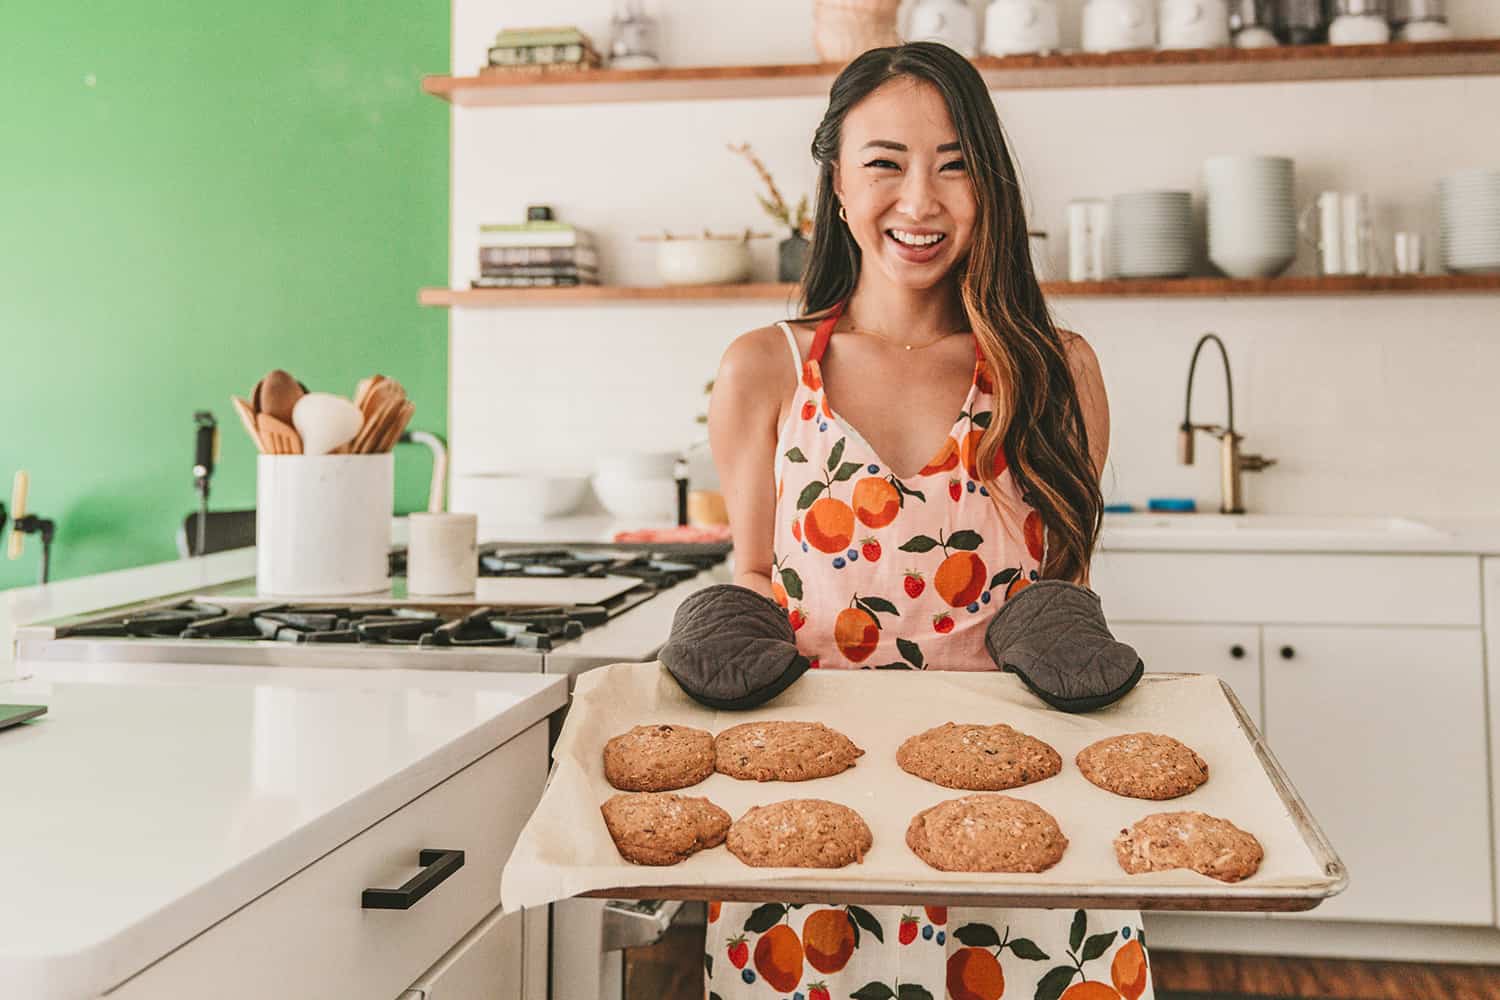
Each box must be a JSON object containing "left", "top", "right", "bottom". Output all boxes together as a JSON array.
[
  {"left": 984, "top": 579, "right": 1144, "bottom": 713},
  {"left": 659, "top": 584, "right": 811, "bottom": 710}
]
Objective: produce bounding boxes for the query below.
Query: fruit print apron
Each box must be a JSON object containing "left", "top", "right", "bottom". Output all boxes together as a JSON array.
[{"left": 706, "top": 307, "right": 1155, "bottom": 1000}]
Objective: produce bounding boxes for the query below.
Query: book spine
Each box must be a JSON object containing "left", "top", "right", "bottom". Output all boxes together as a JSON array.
[
  {"left": 478, "top": 246, "right": 599, "bottom": 267},
  {"left": 471, "top": 275, "right": 600, "bottom": 288}
]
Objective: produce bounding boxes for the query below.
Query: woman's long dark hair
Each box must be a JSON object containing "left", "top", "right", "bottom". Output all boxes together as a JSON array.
[{"left": 797, "top": 42, "right": 1101, "bottom": 583}]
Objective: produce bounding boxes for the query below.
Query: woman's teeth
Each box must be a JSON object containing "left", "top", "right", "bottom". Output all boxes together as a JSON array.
[{"left": 888, "top": 229, "right": 946, "bottom": 247}]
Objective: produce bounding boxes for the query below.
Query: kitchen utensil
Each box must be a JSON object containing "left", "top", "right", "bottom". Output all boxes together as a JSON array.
[
  {"left": 406, "top": 512, "right": 479, "bottom": 596},
  {"left": 256, "top": 413, "right": 303, "bottom": 455},
  {"left": 983, "top": 0, "right": 1061, "bottom": 55},
  {"left": 257, "top": 370, "right": 305, "bottom": 424},
  {"left": 813, "top": 0, "right": 903, "bottom": 62},
  {"left": 1159, "top": 0, "right": 1231, "bottom": 49},
  {"left": 1082, "top": 0, "right": 1157, "bottom": 52},
  {"left": 1067, "top": 198, "right": 1110, "bottom": 280},
  {"left": 192, "top": 411, "right": 218, "bottom": 559},
  {"left": 378, "top": 401, "right": 416, "bottom": 453},
  {"left": 354, "top": 374, "right": 385, "bottom": 412},
  {"left": 231, "top": 396, "right": 264, "bottom": 451},
  {"left": 291, "top": 392, "right": 363, "bottom": 457},
  {"left": 901, "top": 0, "right": 980, "bottom": 56},
  {"left": 1393, "top": 232, "right": 1425, "bottom": 274},
  {"left": 1273, "top": 0, "right": 1325, "bottom": 43},
  {"left": 472, "top": 575, "right": 645, "bottom": 607},
  {"left": 257, "top": 453, "right": 393, "bottom": 596}
]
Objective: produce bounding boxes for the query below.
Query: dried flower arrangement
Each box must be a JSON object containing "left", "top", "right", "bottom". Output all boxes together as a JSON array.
[{"left": 729, "top": 143, "right": 812, "bottom": 239}]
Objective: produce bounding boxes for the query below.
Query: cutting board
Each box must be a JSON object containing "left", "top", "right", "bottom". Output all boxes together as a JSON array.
[{"left": 472, "top": 575, "right": 643, "bottom": 607}]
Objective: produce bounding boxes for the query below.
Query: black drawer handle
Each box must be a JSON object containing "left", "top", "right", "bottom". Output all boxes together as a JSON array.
[
  {"left": 1230, "top": 644, "right": 1245, "bottom": 659},
  {"left": 1280, "top": 645, "right": 1295, "bottom": 660},
  {"left": 362, "top": 849, "right": 465, "bottom": 910}
]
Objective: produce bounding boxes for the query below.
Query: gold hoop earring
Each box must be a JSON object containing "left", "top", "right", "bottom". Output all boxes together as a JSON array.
[{"left": 838, "top": 205, "right": 848, "bottom": 223}]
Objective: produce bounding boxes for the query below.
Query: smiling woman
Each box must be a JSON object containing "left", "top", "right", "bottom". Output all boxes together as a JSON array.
[{"left": 704, "top": 42, "right": 1137, "bottom": 1000}]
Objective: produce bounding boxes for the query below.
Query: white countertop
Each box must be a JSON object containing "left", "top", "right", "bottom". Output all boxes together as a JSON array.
[{"left": 0, "top": 661, "right": 567, "bottom": 999}]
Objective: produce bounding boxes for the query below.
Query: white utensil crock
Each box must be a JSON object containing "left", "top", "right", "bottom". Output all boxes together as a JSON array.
[{"left": 257, "top": 453, "right": 392, "bottom": 596}]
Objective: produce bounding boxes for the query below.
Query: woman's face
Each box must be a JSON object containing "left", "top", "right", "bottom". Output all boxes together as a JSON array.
[{"left": 832, "top": 76, "right": 976, "bottom": 291}]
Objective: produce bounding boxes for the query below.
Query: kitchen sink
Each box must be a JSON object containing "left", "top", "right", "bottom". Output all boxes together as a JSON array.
[{"left": 1102, "top": 513, "right": 1447, "bottom": 542}]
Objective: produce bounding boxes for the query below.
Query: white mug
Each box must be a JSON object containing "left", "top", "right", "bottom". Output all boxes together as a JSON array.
[
  {"left": 1393, "top": 232, "right": 1425, "bottom": 274},
  {"left": 1082, "top": 0, "right": 1157, "bottom": 52},
  {"left": 1158, "top": 0, "right": 1230, "bottom": 49},
  {"left": 407, "top": 512, "right": 478, "bottom": 596},
  {"left": 983, "top": 0, "right": 1061, "bottom": 56}
]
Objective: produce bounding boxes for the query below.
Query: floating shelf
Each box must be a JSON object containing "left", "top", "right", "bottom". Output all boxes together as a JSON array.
[
  {"left": 423, "top": 39, "right": 1500, "bottom": 106},
  {"left": 421, "top": 274, "right": 1500, "bottom": 307}
]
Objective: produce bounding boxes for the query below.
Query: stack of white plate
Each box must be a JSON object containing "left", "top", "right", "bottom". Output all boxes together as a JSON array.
[
  {"left": 1110, "top": 191, "right": 1193, "bottom": 278},
  {"left": 1203, "top": 155, "right": 1296, "bottom": 279},
  {"left": 1439, "top": 169, "right": 1500, "bottom": 274}
]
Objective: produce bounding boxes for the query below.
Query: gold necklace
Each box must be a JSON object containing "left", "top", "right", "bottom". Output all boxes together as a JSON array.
[{"left": 836, "top": 318, "right": 951, "bottom": 352}]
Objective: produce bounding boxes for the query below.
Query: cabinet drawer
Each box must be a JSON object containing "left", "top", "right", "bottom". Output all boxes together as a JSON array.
[
  {"left": 1111, "top": 623, "right": 1262, "bottom": 731},
  {"left": 401, "top": 906, "right": 523, "bottom": 1000},
  {"left": 1092, "top": 551, "right": 1480, "bottom": 626},
  {"left": 109, "top": 724, "right": 548, "bottom": 1000}
]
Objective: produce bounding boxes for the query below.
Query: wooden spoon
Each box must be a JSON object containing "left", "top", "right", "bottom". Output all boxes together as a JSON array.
[
  {"left": 259, "top": 370, "right": 305, "bottom": 424},
  {"left": 231, "top": 396, "right": 264, "bottom": 452},
  {"left": 256, "top": 413, "right": 303, "bottom": 455},
  {"left": 377, "top": 400, "right": 416, "bottom": 452},
  {"left": 354, "top": 374, "right": 386, "bottom": 412},
  {"left": 350, "top": 396, "right": 400, "bottom": 454}
]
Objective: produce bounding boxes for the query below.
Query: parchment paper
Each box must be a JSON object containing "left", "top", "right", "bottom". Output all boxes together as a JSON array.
[{"left": 501, "top": 665, "right": 1344, "bottom": 912}]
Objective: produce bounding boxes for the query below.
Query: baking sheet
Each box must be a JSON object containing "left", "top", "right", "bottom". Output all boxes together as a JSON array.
[
  {"left": 501, "top": 665, "right": 1346, "bottom": 912},
  {"left": 472, "top": 575, "right": 642, "bottom": 606}
]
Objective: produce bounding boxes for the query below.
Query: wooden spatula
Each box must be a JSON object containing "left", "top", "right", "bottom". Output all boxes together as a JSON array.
[{"left": 256, "top": 413, "right": 303, "bottom": 455}]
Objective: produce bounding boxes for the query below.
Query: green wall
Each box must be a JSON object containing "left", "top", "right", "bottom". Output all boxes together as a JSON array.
[{"left": 0, "top": 2, "right": 449, "bottom": 589}]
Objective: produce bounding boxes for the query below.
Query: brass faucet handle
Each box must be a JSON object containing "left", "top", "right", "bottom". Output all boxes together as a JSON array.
[{"left": 1240, "top": 453, "right": 1277, "bottom": 473}]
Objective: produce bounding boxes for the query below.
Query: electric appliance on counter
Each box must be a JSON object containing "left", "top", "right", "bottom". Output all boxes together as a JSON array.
[{"left": 13, "top": 539, "right": 732, "bottom": 1000}]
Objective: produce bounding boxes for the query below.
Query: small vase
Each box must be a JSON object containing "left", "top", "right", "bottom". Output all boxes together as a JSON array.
[{"left": 779, "top": 231, "right": 810, "bottom": 282}]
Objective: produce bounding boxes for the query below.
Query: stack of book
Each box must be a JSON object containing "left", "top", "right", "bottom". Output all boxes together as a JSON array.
[
  {"left": 483, "top": 26, "right": 602, "bottom": 73},
  {"left": 474, "top": 222, "right": 599, "bottom": 288}
]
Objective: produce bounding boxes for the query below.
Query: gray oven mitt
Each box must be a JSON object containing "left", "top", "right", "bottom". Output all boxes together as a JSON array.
[
  {"left": 658, "top": 584, "right": 811, "bottom": 710},
  {"left": 984, "top": 580, "right": 1143, "bottom": 713}
]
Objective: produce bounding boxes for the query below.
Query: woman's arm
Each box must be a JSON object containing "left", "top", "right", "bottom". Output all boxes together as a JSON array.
[
  {"left": 1062, "top": 331, "right": 1110, "bottom": 481},
  {"left": 708, "top": 326, "right": 795, "bottom": 600}
]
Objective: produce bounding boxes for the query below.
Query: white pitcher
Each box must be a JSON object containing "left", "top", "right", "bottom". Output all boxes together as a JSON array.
[
  {"left": 1082, "top": 0, "right": 1157, "bottom": 52},
  {"left": 982, "top": 0, "right": 1061, "bottom": 56},
  {"left": 902, "top": 0, "right": 981, "bottom": 56}
]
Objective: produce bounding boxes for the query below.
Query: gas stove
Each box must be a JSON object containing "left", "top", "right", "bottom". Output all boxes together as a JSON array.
[{"left": 13, "top": 542, "right": 730, "bottom": 676}]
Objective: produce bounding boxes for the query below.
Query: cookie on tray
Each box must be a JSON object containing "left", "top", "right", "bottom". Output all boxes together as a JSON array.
[
  {"left": 727, "top": 799, "right": 873, "bottom": 868},
  {"left": 1114, "top": 811, "right": 1263, "bottom": 883},
  {"left": 1076, "top": 732, "right": 1209, "bottom": 800},
  {"left": 897, "top": 722, "right": 1062, "bottom": 790},
  {"left": 600, "top": 792, "right": 731, "bottom": 866},
  {"left": 906, "top": 793, "right": 1068, "bottom": 873},
  {"left": 602, "top": 723, "right": 716, "bottom": 791},
  {"left": 714, "top": 720, "right": 864, "bottom": 782}
]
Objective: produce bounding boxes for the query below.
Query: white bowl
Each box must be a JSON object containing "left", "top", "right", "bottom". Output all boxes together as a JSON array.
[
  {"left": 592, "top": 474, "right": 678, "bottom": 522},
  {"left": 1210, "top": 249, "right": 1296, "bottom": 278},
  {"left": 596, "top": 451, "right": 680, "bottom": 480},
  {"left": 655, "top": 238, "right": 752, "bottom": 286},
  {"left": 450, "top": 473, "right": 589, "bottom": 523}
]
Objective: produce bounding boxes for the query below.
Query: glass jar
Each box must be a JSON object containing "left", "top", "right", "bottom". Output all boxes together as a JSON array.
[
  {"left": 1393, "top": 0, "right": 1451, "bottom": 40},
  {"left": 608, "top": 0, "right": 660, "bottom": 69},
  {"left": 1272, "top": 0, "right": 1325, "bottom": 44}
]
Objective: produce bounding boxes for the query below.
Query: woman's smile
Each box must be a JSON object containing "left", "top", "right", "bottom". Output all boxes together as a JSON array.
[{"left": 885, "top": 226, "right": 949, "bottom": 264}]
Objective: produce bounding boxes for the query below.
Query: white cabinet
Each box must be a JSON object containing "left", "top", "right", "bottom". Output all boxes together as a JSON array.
[
  {"left": 401, "top": 907, "right": 523, "bottom": 999},
  {"left": 1262, "top": 625, "right": 1492, "bottom": 926},
  {"left": 109, "top": 725, "right": 548, "bottom": 1000},
  {"left": 1111, "top": 623, "right": 1262, "bottom": 730}
]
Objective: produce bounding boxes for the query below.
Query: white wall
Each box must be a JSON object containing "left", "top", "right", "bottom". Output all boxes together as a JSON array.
[{"left": 448, "top": 1, "right": 1500, "bottom": 517}]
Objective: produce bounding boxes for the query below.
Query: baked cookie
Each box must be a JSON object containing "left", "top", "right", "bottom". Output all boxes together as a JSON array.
[
  {"left": 1076, "top": 732, "right": 1209, "bottom": 800},
  {"left": 1114, "top": 811, "right": 1263, "bottom": 883},
  {"left": 600, "top": 792, "right": 731, "bottom": 866},
  {"left": 906, "top": 794, "right": 1068, "bottom": 873},
  {"left": 897, "top": 722, "right": 1062, "bottom": 790},
  {"left": 714, "top": 721, "right": 864, "bottom": 782},
  {"left": 727, "top": 799, "right": 873, "bottom": 868},
  {"left": 602, "top": 723, "right": 715, "bottom": 791}
]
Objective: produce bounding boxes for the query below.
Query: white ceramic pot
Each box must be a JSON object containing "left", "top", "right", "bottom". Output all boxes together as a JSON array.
[
  {"left": 597, "top": 450, "right": 680, "bottom": 480},
  {"left": 655, "top": 237, "right": 752, "bottom": 286},
  {"left": 983, "top": 0, "right": 1061, "bottom": 55},
  {"left": 592, "top": 475, "right": 678, "bottom": 522},
  {"left": 1082, "top": 0, "right": 1157, "bottom": 51},
  {"left": 406, "top": 512, "right": 478, "bottom": 596},
  {"left": 903, "top": 0, "right": 980, "bottom": 56},
  {"left": 1158, "top": 0, "right": 1230, "bottom": 48},
  {"left": 256, "top": 453, "right": 392, "bottom": 596},
  {"left": 449, "top": 473, "right": 589, "bottom": 524}
]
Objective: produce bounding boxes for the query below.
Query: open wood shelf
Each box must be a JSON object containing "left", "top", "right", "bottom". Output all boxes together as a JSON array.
[
  {"left": 420, "top": 274, "right": 1500, "bottom": 307},
  {"left": 423, "top": 38, "right": 1500, "bottom": 106}
]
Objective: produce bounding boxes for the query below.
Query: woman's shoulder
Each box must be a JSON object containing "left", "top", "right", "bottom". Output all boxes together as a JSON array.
[{"left": 716, "top": 322, "right": 800, "bottom": 395}]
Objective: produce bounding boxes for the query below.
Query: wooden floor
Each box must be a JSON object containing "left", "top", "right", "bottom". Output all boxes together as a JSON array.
[{"left": 625, "top": 923, "right": 1500, "bottom": 1000}]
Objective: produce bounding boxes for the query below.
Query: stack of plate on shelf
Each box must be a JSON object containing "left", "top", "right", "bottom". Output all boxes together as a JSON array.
[
  {"left": 1203, "top": 155, "right": 1296, "bottom": 279},
  {"left": 1110, "top": 191, "right": 1193, "bottom": 279},
  {"left": 1439, "top": 168, "right": 1500, "bottom": 274}
]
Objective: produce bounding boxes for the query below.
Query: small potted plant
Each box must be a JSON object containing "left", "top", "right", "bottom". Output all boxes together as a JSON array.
[{"left": 729, "top": 143, "right": 813, "bottom": 283}]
